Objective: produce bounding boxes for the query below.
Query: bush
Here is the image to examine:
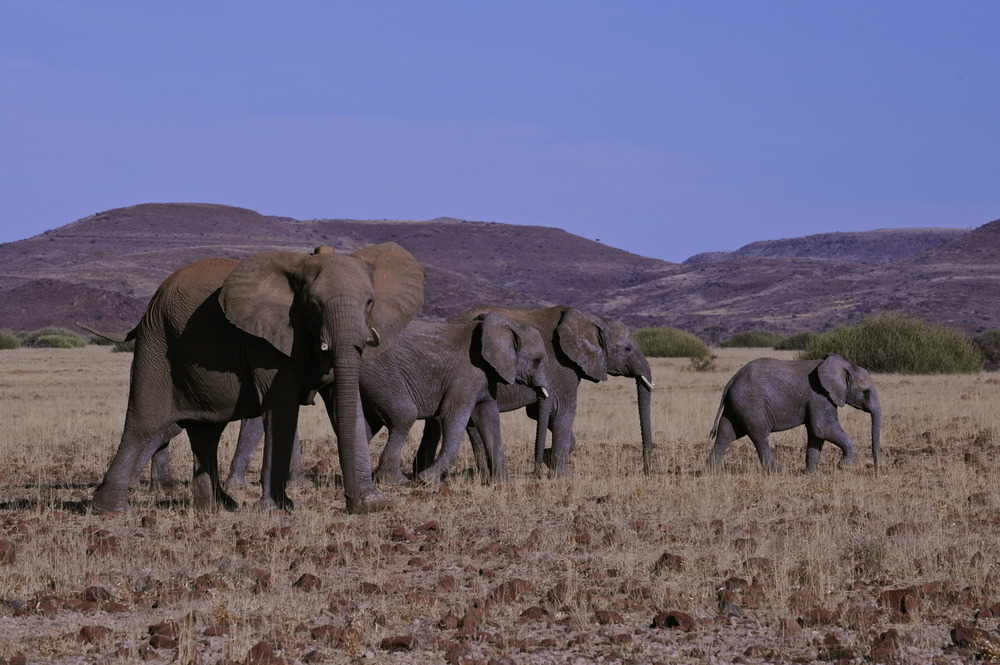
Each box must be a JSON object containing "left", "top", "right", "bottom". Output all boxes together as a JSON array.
[
  {"left": 797, "top": 313, "right": 983, "bottom": 374},
  {"left": 972, "top": 330, "right": 1000, "bottom": 371},
  {"left": 112, "top": 340, "right": 135, "bottom": 353},
  {"left": 634, "top": 327, "right": 711, "bottom": 358},
  {"left": 22, "top": 327, "right": 86, "bottom": 348},
  {"left": 86, "top": 333, "right": 118, "bottom": 346},
  {"left": 0, "top": 329, "right": 22, "bottom": 350},
  {"left": 776, "top": 331, "right": 819, "bottom": 351},
  {"left": 33, "top": 334, "right": 86, "bottom": 349},
  {"left": 721, "top": 330, "right": 787, "bottom": 348}
]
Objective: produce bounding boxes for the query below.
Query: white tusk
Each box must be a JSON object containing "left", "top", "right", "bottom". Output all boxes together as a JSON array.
[
  {"left": 320, "top": 342, "right": 329, "bottom": 352},
  {"left": 367, "top": 327, "right": 381, "bottom": 347},
  {"left": 640, "top": 376, "right": 655, "bottom": 391},
  {"left": 539, "top": 387, "right": 550, "bottom": 399}
]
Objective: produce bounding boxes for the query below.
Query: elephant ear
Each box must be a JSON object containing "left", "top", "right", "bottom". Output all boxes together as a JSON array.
[
  {"left": 555, "top": 308, "right": 608, "bottom": 382},
  {"left": 219, "top": 251, "right": 311, "bottom": 358},
  {"left": 479, "top": 312, "right": 518, "bottom": 384},
  {"left": 352, "top": 243, "right": 425, "bottom": 359},
  {"left": 817, "top": 354, "right": 850, "bottom": 407}
]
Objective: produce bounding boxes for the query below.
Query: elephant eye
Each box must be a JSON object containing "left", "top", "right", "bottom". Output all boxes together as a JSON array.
[{"left": 532, "top": 357, "right": 542, "bottom": 368}]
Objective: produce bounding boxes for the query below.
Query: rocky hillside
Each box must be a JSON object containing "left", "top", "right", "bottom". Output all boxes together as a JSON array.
[{"left": 0, "top": 202, "right": 995, "bottom": 339}]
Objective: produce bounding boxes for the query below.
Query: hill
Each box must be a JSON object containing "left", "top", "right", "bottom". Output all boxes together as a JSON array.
[{"left": 0, "top": 202, "right": 995, "bottom": 340}]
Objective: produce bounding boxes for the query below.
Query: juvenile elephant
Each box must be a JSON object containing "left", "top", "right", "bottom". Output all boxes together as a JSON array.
[
  {"left": 416, "top": 307, "right": 654, "bottom": 478},
  {"left": 707, "top": 354, "right": 881, "bottom": 473},
  {"left": 87, "top": 243, "right": 424, "bottom": 514},
  {"left": 365, "top": 312, "right": 551, "bottom": 485}
]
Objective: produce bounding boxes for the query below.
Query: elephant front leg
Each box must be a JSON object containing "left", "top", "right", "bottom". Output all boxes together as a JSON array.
[
  {"left": 416, "top": 407, "right": 473, "bottom": 485},
  {"left": 470, "top": 401, "right": 506, "bottom": 482},
  {"left": 748, "top": 430, "right": 782, "bottom": 473},
  {"left": 93, "top": 429, "right": 150, "bottom": 512},
  {"left": 811, "top": 421, "right": 856, "bottom": 471},
  {"left": 374, "top": 425, "right": 413, "bottom": 485},
  {"left": 186, "top": 422, "right": 236, "bottom": 510},
  {"left": 258, "top": 407, "right": 300, "bottom": 511}
]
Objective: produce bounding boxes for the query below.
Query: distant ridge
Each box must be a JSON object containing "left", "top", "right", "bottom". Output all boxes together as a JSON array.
[{"left": 0, "top": 202, "right": 995, "bottom": 338}]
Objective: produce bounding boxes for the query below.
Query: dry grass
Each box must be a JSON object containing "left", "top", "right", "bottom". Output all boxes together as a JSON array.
[{"left": 1, "top": 346, "right": 999, "bottom": 664}]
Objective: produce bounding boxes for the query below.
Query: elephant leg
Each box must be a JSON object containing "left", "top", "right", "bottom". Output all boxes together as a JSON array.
[
  {"left": 374, "top": 422, "right": 414, "bottom": 485},
  {"left": 226, "top": 417, "right": 264, "bottom": 488},
  {"left": 707, "top": 416, "right": 742, "bottom": 471},
  {"left": 805, "top": 432, "right": 825, "bottom": 473},
  {"left": 813, "top": 420, "right": 856, "bottom": 470},
  {"left": 257, "top": 406, "right": 300, "bottom": 511},
  {"left": 417, "top": 406, "right": 475, "bottom": 485},
  {"left": 185, "top": 421, "right": 236, "bottom": 511},
  {"left": 529, "top": 397, "right": 552, "bottom": 479},
  {"left": 747, "top": 429, "right": 782, "bottom": 473},
  {"left": 547, "top": 395, "right": 577, "bottom": 477},
  {"left": 413, "top": 417, "right": 442, "bottom": 477},
  {"left": 471, "top": 401, "right": 505, "bottom": 482},
  {"left": 466, "top": 423, "right": 489, "bottom": 480},
  {"left": 94, "top": 422, "right": 173, "bottom": 512},
  {"left": 321, "top": 387, "right": 386, "bottom": 514},
  {"left": 130, "top": 423, "right": 182, "bottom": 490}
]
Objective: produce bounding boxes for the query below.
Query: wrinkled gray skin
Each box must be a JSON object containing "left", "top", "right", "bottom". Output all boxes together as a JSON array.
[
  {"left": 364, "top": 312, "right": 551, "bottom": 485},
  {"left": 88, "top": 243, "right": 424, "bottom": 514},
  {"left": 131, "top": 418, "right": 300, "bottom": 490},
  {"left": 416, "top": 307, "right": 654, "bottom": 479},
  {"left": 707, "top": 354, "right": 881, "bottom": 473}
]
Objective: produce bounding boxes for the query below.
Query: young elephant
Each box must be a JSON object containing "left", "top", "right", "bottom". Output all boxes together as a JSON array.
[
  {"left": 365, "top": 312, "right": 551, "bottom": 485},
  {"left": 708, "top": 354, "right": 881, "bottom": 473}
]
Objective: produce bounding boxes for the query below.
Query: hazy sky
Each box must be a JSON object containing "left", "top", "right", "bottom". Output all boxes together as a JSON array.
[{"left": 2, "top": 2, "right": 998, "bottom": 262}]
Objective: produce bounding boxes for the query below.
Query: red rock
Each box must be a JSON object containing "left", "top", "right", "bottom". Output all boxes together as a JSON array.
[
  {"left": 778, "top": 618, "right": 802, "bottom": 636},
  {"left": 0, "top": 538, "right": 15, "bottom": 565},
  {"left": 443, "top": 641, "right": 471, "bottom": 664},
  {"left": 244, "top": 641, "right": 283, "bottom": 665},
  {"left": 651, "top": 610, "right": 695, "bottom": 631},
  {"left": 437, "top": 575, "right": 459, "bottom": 592},
  {"left": 871, "top": 628, "right": 901, "bottom": 663},
  {"left": 596, "top": 610, "right": 625, "bottom": 625},
  {"left": 486, "top": 578, "right": 533, "bottom": 606},
  {"left": 518, "top": 606, "right": 549, "bottom": 623},
  {"left": 438, "top": 612, "right": 461, "bottom": 630},
  {"left": 148, "top": 620, "right": 179, "bottom": 639},
  {"left": 293, "top": 573, "right": 322, "bottom": 591},
  {"left": 379, "top": 635, "right": 415, "bottom": 652},
  {"left": 652, "top": 552, "right": 684, "bottom": 573},
  {"left": 952, "top": 623, "right": 1000, "bottom": 653},
  {"left": 77, "top": 625, "right": 112, "bottom": 644},
  {"left": 79, "top": 586, "right": 113, "bottom": 603}
]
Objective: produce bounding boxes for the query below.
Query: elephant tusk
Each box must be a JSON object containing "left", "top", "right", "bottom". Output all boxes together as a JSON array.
[
  {"left": 320, "top": 341, "right": 329, "bottom": 352},
  {"left": 539, "top": 387, "right": 550, "bottom": 399},
  {"left": 367, "top": 327, "right": 381, "bottom": 348},
  {"left": 640, "top": 376, "right": 655, "bottom": 391}
]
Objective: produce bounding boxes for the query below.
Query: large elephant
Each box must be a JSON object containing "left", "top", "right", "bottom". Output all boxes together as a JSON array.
[
  {"left": 89, "top": 243, "right": 424, "bottom": 514},
  {"left": 707, "top": 354, "right": 881, "bottom": 473},
  {"left": 365, "top": 312, "right": 551, "bottom": 485},
  {"left": 416, "top": 306, "right": 654, "bottom": 479}
]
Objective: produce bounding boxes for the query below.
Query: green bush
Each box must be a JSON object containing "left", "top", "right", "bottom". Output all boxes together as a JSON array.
[
  {"left": 22, "top": 327, "right": 86, "bottom": 348},
  {"left": 776, "top": 331, "right": 820, "bottom": 351},
  {"left": 797, "top": 313, "right": 983, "bottom": 374},
  {"left": 33, "top": 334, "right": 86, "bottom": 349},
  {"left": 721, "top": 330, "right": 787, "bottom": 348},
  {"left": 112, "top": 340, "right": 135, "bottom": 353},
  {"left": 0, "top": 329, "right": 22, "bottom": 350},
  {"left": 972, "top": 330, "right": 1000, "bottom": 371},
  {"left": 634, "top": 327, "right": 710, "bottom": 358},
  {"left": 86, "top": 333, "right": 118, "bottom": 346}
]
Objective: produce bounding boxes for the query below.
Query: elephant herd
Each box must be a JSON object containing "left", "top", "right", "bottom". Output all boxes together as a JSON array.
[{"left": 83, "top": 242, "right": 880, "bottom": 517}]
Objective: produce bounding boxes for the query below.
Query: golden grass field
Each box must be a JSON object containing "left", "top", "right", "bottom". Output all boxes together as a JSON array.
[{"left": 1, "top": 346, "right": 999, "bottom": 664}]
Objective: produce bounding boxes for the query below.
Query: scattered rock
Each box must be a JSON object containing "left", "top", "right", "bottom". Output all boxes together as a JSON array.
[
  {"left": 0, "top": 538, "right": 15, "bottom": 565},
  {"left": 379, "top": 634, "right": 415, "bottom": 652},
  {"left": 651, "top": 610, "right": 695, "bottom": 631},
  {"left": 651, "top": 552, "right": 684, "bottom": 574},
  {"left": 486, "top": 578, "right": 533, "bottom": 606},
  {"left": 76, "top": 624, "right": 112, "bottom": 644},
  {"left": 293, "top": 573, "right": 322, "bottom": 592}
]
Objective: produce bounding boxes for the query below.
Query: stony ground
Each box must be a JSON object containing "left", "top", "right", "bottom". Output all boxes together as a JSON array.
[{"left": 1, "top": 348, "right": 1000, "bottom": 664}]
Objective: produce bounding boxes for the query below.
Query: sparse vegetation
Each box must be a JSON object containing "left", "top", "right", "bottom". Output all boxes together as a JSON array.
[
  {"left": 634, "top": 326, "right": 710, "bottom": 358},
  {"left": 798, "top": 313, "right": 984, "bottom": 374},
  {"left": 721, "top": 330, "right": 786, "bottom": 348},
  {"left": 0, "top": 329, "right": 21, "bottom": 350},
  {"left": 19, "top": 327, "right": 86, "bottom": 349},
  {"left": 0, "top": 346, "right": 997, "bottom": 663},
  {"left": 775, "top": 331, "right": 819, "bottom": 351},
  {"left": 972, "top": 329, "right": 1000, "bottom": 371}
]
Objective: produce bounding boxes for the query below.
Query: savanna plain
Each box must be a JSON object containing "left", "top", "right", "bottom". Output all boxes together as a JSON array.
[{"left": 1, "top": 347, "right": 999, "bottom": 664}]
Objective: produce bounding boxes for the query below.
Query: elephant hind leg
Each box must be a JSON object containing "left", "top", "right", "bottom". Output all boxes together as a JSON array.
[
  {"left": 707, "top": 415, "right": 743, "bottom": 471},
  {"left": 374, "top": 424, "right": 414, "bottom": 485},
  {"left": 186, "top": 422, "right": 236, "bottom": 511},
  {"left": 747, "top": 429, "right": 782, "bottom": 474},
  {"left": 413, "top": 418, "right": 441, "bottom": 477},
  {"left": 805, "top": 432, "right": 825, "bottom": 473}
]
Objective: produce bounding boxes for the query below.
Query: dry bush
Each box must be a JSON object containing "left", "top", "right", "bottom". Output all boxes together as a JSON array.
[{"left": 1, "top": 347, "right": 999, "bottom": 663}]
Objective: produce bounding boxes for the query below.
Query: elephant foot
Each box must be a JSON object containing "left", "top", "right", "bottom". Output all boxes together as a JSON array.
[
  {"left": 345, "top": 488, "right": 389, "bottom": 515},
  {"left": 256, "top": 493, "right": 294, "bottom": 512},
  {"left": 415, "top": 468, "right": 444, "bottom": 486},
  {"left": 225, "top": 474, "right": 249, "bottom": 490},
  {"left": 91, "top": 485, "right": 128, "bottom": 513},
  {"left": 373, "top": 465, "right": 409, "bottom": 486},
  {"left": 836, "top": 456, "right": 856, "bottom": 471}
]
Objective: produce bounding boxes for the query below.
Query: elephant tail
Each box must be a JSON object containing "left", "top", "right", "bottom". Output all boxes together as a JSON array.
[
  {"left": 709, "top": 373, "right": 739, "bottom": 438},
  {"left": 75, "top": 321, "right": 135, "bottom": 345}
]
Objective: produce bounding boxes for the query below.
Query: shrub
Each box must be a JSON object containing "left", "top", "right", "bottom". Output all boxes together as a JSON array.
[
  {"left": 0, "top": 329, "right": 22, "bottom": 350},
  {"left": 721, "top": 330, "right": 787, "bottom": 348},
  {"left": 797, "top": 313, "right": 983, "bottom": 374},
  {"left": 972, "top": 330, "right": 1000, "bottom": 371},
  {"left": 33, "top": 334, "right": 86, "bottom": 349},
  {"left": 86, "top": 333, "right": 118, "bottom": 346},
  {"left": 22, "top": 327, "right": 86, "bottom": 348},
  {"left": 112, "top": 340, "right": 135, "bottom": 353},
  {"left": 776, "top": 331, "right": 820, "bottom": 351},
  {"left": 634, "top": 327, "right": 710, "bottom": 358}
]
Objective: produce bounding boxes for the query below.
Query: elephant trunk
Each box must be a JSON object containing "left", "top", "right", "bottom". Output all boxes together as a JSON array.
[
  {"left": 869, "top": 392, "right": 882, "bottom": 474},
  {"left": 636, "top": 376, "right": 654, "bottom": 475},
  {"left": 332, "top": 349, "right": 385, "bottom": 514}
]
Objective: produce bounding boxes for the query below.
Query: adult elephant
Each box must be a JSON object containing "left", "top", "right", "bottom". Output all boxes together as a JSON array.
[
  {"left": 88, "top": 243, "right": 424, "bottom": 514},
  {"left": 707, "top": 354, "right": 881, "bottom": 473},
  {"left": 366, "top": 312, "right": 551, "bottom": 485},
  {"left": 415, "top": 306, "right": 654, "bottom": 479}
]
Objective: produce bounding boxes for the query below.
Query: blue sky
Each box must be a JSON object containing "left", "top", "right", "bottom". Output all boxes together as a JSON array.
[{"left": 2, "top": 2, "right": 998, "bottom": 262}]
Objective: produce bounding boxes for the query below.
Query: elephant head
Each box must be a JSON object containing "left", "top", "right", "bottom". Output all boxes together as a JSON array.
[
  {"left": 816, "top": 353, "right": 881, "bottom": 473},
  {"left": 219, "top": 242, "right": 424, "bottom": 512},
  {"left": 599, "top": 317, "right": 655, "bottom": 474},
  {"left": 479, "top": 311, "right": 551, "bottom": 398}
]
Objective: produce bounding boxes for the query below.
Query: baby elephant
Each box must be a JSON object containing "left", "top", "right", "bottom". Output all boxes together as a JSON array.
[{"left": 708, "top": 354, "right": 881, "bottom": 473}]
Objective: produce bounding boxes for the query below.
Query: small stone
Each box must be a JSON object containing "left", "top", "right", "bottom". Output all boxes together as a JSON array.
[
  {"left": 379, "top": 634, "right": 415, "bottom": 652},
  {"left": 77, "top": 625, "right": 112, "bottom": 644},
  {"left": 651, "top": 610, "right": 695, "bottom": 631}
]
